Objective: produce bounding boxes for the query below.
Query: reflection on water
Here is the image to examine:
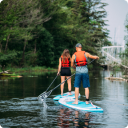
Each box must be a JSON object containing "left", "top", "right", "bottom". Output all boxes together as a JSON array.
[
  {"left": 57, "top": 108, "right": 90, "bottom": 128},
  {"left": 73, "top": 111, "right": 90, "bottom": 128},
  {"left": 57, "top": 108, "right": 73, "bottom": 127},
  {"left": 0, "top": 71, "right": 128, "bottom": 127}
]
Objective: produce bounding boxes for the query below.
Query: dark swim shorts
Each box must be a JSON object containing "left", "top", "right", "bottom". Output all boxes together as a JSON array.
[
  {"left": 74, "top": 73, "right": 90, "bottom": 88},
  {"left": 60, "top": 67, "right": 71, "bottom": 76}
]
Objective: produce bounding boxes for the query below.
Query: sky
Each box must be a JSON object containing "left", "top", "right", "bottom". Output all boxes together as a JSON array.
[{"left": 104, "top": 0, "right": 128, "bottom": 45}]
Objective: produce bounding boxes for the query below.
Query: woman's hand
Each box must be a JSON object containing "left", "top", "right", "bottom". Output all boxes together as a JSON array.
[
  {"left": 72, "top": 66, "right": 76, "bottom": 69},
  {"left": 57, "top": 72, "right": 60, "bottom": 76}
]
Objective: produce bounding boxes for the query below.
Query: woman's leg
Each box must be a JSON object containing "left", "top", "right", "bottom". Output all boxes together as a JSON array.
[
  {"left": 66, "top": 76, "right": 72, "bottom": 95},
  {"left": 61, "top": 76, "right": 65, "bottom": 95}
]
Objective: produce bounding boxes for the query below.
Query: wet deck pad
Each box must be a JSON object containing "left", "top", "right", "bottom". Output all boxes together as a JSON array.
[
  {"left": 58, "top": 98, "right": 103, "bottom": 112},
  {"left": 53, "top": 91, "right": 80, "bottom": 101}
]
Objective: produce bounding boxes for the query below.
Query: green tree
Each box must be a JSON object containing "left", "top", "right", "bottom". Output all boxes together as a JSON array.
[
  {"left": 70, "top": 0, "right": 109, "bottom": 54},
  {"left": 0, "top": 0, "right": 109, "bottom": 68},
  {"left": 0, "top": 0, "right": 70, "bottom": 67},
  {"left": 0, "top": 0, "right": 56, "bottom": 66}
]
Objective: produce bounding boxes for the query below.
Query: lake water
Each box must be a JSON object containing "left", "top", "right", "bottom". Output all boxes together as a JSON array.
[{"left": 0, "top": 70, "right": 128, "bottom": 128}]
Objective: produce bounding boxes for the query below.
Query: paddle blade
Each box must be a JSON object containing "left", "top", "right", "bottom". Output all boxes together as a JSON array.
[
  {"left": 41, "top": 89, "right": 53, "bottom": 99},
  {"left": 38, "top": 91, "right": 46, "bottom": 99}
]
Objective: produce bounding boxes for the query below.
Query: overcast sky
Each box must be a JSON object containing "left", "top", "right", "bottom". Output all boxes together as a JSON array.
[{"left": 104, "top": 0, "right": 128, "bottom": 45}]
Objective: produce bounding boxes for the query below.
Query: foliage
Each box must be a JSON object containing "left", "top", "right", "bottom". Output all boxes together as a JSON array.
[
  {"left": 36, "top": 28, "right": 54, "bottom": 66},
  {"left": 0, "top": 0, "right": 109, "bottom": 69},
  {"left": 0, "top": 50, "right": 22, "bottom": 67},
  {"left": 70, "top": 0, "right": 109, "bottom": 54}
]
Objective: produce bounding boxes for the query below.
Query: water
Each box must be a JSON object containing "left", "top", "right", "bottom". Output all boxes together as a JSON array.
[{"left": 0, "top": 70, "right": 128, "bottom": 128}]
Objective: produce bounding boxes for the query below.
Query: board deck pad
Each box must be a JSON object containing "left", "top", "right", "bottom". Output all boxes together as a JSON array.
[
  {"left": 53, "top": 91, "right": 80, "bottom": 101},
  {"left": 58, "top": 98, "right": 103, "bottom": 112}
]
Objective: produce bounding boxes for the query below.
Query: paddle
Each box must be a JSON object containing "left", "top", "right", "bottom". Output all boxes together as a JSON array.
[
  {"left": 39, "top": 59, "right": 96, "bottom": 100},
  {"left": 40, "top": 72, "right": 76, "bottom": 100},
  {"left": 87, "top": 59, "right": 96, "bottom": 65},
  {"left": 90, "top": 101, "right": 98, "bottom": 109},
  {"left": 38, "top": 74, "right": 59, "bottom": 99}
]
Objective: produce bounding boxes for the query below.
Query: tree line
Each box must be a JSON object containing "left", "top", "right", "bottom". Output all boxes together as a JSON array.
[{"left": 0, "top": 0, "right": 111, "bottom": 68}]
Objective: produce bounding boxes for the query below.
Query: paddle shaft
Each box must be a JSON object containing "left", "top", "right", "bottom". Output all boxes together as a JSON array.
[
  {"left": 38, "top": 74, "right": 58, "bottom": 98},
  {"left": 87, "top": 59, "right": 96, "bottom": 65},
  {"left": 51, "top": 72, "right": 76, "bottom": 92},
  {"left": 46, "top": 75, "right": 58, "bottom": 92}
]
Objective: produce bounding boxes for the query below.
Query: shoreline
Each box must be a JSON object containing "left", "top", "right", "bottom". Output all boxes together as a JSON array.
[{"left": 0, "top": 66, "right": 77, "bottom": 76}]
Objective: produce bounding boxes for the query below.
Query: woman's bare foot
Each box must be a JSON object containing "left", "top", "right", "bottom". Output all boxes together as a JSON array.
[
  {"left": 68, "top": 92, "right": 72, "bottom": 95},
  {"left": 72, "top": 101, "right": 78, "bottom": 104}
]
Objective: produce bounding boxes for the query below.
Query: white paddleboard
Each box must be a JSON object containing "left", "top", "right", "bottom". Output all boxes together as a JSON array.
[
  {"left": 53, "top": 91, "right": 80, "bottom": 101},
  {"left": 58, "top": 98, "right": 103, "bottom": 112}
]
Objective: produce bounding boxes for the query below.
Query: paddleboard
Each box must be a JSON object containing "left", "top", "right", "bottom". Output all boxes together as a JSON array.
[
  {"left": 53, "top": 91, "right": 80, "bottom": 101},
  {"left": 58, "top": 98, "right": 103, "bottom": 112}
]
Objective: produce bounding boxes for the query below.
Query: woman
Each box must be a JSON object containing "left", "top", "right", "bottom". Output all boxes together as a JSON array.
[{"left": 57, "top": 49, "right": 72, "bottom": 96}]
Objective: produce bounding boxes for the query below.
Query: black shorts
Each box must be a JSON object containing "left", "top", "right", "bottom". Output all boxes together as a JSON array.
[{"left": 60, "top": 67, "right": 71, "bottom": 76}]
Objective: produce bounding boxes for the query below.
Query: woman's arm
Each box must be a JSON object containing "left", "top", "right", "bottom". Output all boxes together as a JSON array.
[{"left": 57, "top": 58, "right": 61, "bottom": 75}]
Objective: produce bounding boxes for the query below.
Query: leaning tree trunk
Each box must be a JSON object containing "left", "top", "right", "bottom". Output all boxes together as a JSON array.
[
  {"left": 5, "top": 27, "right": 12, "bottom": 53},
  {"left": 32, "top": 40, "right": 37, "bottom": 66},
  {"left": 5, "top": 34, "right": 10, "bottom": 53},
  {"left": 21, "top": 40, "right": 27, "bottom": 66},
  {"left": 0, "top": 41, "right": 2, "bottom": 52},
  {"left": 34, "top": 40, "right": 36, "bottom": 54}
]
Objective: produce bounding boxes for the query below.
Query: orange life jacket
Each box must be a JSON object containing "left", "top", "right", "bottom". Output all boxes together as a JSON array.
[
  {"left": 61, "top": 56, "right": 70, "bottom": 67},
  {"left": 74, "top": 51, "right": 87, "bottom": 66}
]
